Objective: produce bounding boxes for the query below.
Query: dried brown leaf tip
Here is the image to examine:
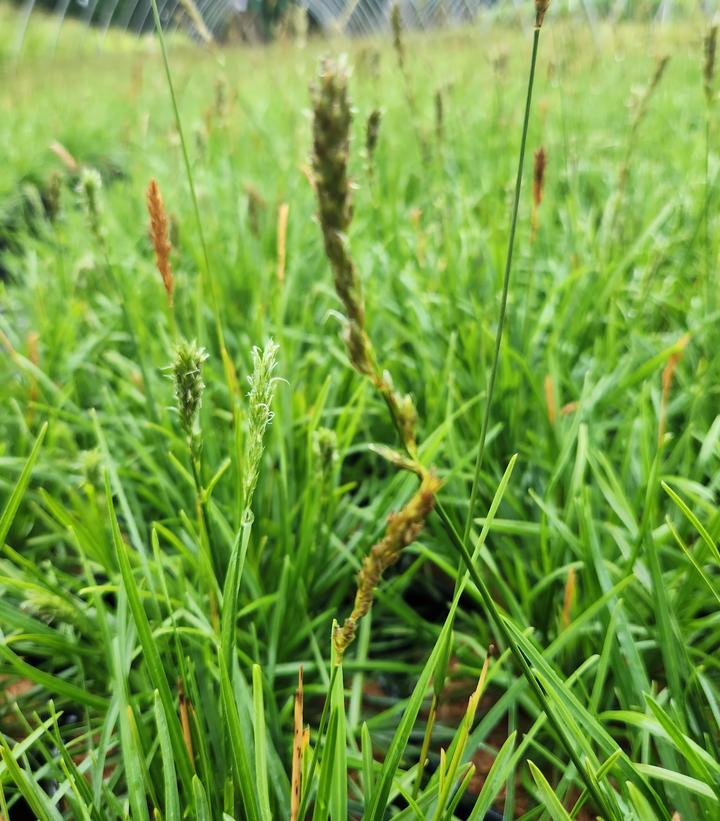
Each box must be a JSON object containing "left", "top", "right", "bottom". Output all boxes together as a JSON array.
[
  {"left": 49, "top": 141, "right": 78, "bottom": 173},
  {"left": 177, "top": 678, "right": 195, "bottom": 765},
  {"left": 290, "top": 666, "right": 304, "bottom": 821},
  {"left": 333, "top": 471, "right": 441, "bottom": 664},
  {"left": 146, "top": 178, "right": 174, "bottom": 308},
  {"left": 658, "top": 334, "right": 690, "bottom": 445},
  {"left": 535, "top": 0, "right": 550, "bottom": 28},
  {"left": 543, "top": 372, "right": 556, "bottom": 425}
]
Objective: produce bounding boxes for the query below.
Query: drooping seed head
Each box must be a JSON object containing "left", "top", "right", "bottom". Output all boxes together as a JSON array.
[{"left": 333, "top": 471, "right": 441, "bottom": 663}]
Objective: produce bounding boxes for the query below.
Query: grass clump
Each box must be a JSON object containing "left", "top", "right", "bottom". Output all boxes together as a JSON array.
[{"left": 1, "top": 2, "right": 720, "bottom": 820}]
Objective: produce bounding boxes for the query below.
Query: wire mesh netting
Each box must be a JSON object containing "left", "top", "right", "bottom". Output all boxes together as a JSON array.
[
  {"left": 4, "top": 0, "right": 715, "bottom": 59},
  {"left": 4, "top": 0, "right": 510, "bottom": 62},
  {"left": 9, "top": 0, "right": 500, "bottom": 40}
]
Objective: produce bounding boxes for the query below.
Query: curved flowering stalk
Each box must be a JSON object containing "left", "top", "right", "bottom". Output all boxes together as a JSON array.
[
  {"left": 311, "top": 56, "right": 421, "bottom": 464},
  {"left": 333, "top": 472, "right": 440, "bottom": 663},
  {"left": 311, "top": 57, "right": 436, "bottom": 663}
]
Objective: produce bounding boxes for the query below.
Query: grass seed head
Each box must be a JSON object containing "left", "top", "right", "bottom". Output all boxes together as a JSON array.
[
  {"left": 245, "top": 183, "right": 266, "bottom": 236},
  {"left": 434, "top": 88, "right": 444, "bottom": 144},
  {"left": 533, "top": 146, "right": 547, "bottom": 208},
  {"left": 311, "top": 56, "right": 375, "bottom": 378},
  {"left": 78, "top": 168, "right": 104, "bottom": 243},
  {"left": 705, "top": 25, "right": 718, "bottom": 103},
  {"left": 531, "top": 146, "right": 547, "bottom": 240},
  {"left": 146, "top": 178, "right": 174, "bottom": 308},
  {"left": 313, "top": 427, "right": 338, "bottom": 480},
  {"left": 365, "top": 108, "right": 382, "bottom": 160},
  {"left": 243, "top": 339, "right": 280, "bottom": 512},
  {"left": 44, "top": 171, "right": 63, "bottom": 222},
  {"left": 535, "top": 0, "right": 550, "bottom": 28},
  {"left": 171, "top": 339, "right": 208, "bottom": 439},
  {"left": 391, "top": 4, "right": 405, "bottom": 70},
  {"left": 333, "top": 471, "right": 441, "bottom": 663}
]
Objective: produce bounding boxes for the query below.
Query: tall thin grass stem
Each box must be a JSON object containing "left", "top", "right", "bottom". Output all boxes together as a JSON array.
[
  {"left": 462, "top": 27, "right": 541, "bottom": 546},
  {"left": 147, "top": 0, "right": 234, "bottom": 388}
]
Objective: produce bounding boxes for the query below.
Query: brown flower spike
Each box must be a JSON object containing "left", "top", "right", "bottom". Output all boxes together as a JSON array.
[
  {"left": 333, "top": 472, "right": 441, "bottom": 664},
  {"left": 705, "top": 26, "right": 718, "bottom": 104},
  {"left": 533, "top": 147, "right": 547, "bottom": 209},
  {"left": 311, "top": 58, "right": 420, "bottom": 452},
  {"left": 531, "top": 146, "right": 547, "bottom": 239},
  {"left": 311, "top": 57, "right": 374, "bottom": 378},
  {"left": 311, "top": 59, "right": 439, "bottom": 665},
  {"left": 535, "top": 0, "right": 550, "bottom": 28},
  {"left": 146, "top": 178, "right": 174, "bottom": 308}
]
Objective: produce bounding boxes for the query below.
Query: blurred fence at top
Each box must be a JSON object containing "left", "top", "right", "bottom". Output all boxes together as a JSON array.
[{"left": 3, "top": 0, "right": 718, "bottom": 52}]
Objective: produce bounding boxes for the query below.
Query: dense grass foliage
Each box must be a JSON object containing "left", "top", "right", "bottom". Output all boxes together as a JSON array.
[{"left": 1, "top": 6, "right": 720, "bottom": 818}]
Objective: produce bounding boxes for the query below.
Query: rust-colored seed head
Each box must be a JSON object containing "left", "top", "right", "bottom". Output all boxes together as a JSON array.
[
  {"left": 535, "top": 0, "right": 550, "bottom": 28},
  {"left": 146, "top": 178, "right": 174, "bottom": 308},
  {"left": 658, "top": 334, "right": 690, "bottom": 445},
  {"left": 533, "top": 147, "right": 547, "bottom": 209}
]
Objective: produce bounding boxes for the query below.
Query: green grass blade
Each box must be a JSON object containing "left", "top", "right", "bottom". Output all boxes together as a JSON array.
[
  {"left": 330, "top": 665, "right": 347, "bottom": 820},
  {"left": 366, "top": 604, "right": 456, "bottom": 820},
  {"left": 634, "top": 764, "right": 718, "bottom": 803},
  {"left": 252, "top": 665, "right": 272, "bottom": 821},
  {"left": 0, "top": 421, "right": 47, "bottom": 546},
  {"left": 313, "top": 708, "right": 339, "bottom": 821},
  {"left": 218, "top": 653, "right": 260, "bottom": 821},
  {"left": 0, "top": 738, "right": 62, "bottom": 821},
  {"left": 192, "top": 775, "right": 212, "bottom": 821},
  {"left": 528, "top": 760, "right": 573, "bottom": 820},
  {"left": 467, "top": 731, "right": 517, "bottom": 821},
  {"left": 105, "top": 473, "right": 193, "bottom": 793},
  {"left": 154, "top": 690, "right": 181, "bottom": 821}
]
